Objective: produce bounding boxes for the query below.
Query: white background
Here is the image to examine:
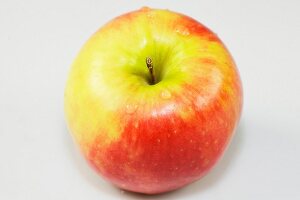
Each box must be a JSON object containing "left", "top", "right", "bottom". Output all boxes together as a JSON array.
[{"left": 1, "top": 0, "right": 299, "bottom": 199}]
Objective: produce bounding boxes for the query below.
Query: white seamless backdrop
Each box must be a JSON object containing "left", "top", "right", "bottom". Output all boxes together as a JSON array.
[{"left": 0, "top": 0, "right": 299, "bottom": 199}]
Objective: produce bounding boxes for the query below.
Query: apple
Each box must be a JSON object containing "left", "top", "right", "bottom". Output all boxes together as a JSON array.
[{"left": 64, "top": 7, "right": 243, "bottom": 194}]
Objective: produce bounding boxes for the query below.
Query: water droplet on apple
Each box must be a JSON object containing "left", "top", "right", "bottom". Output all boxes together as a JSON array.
[
  {"left": 134, "top": 122, "right": 139, "bottom": 128},
  {"left": 96, "top": 143, "right": 102, "bottom": 149},
  {"left": 147, "top": 12, "right": 154, "bottom": 18},
  {"left": 95, "top": 159, "right": 101, "bottom": 166},
  {"left": 120, "top": 183, "right": 127, "bottom": 188},
  {"left": 146, "top": 13, "right": 155, "bottom": 25},
  {"left": 140, "top": 38, "right": 147, "bottom": 48},
  {"left": 125, "top": 104, "right": 137, "bottom": 114},
  {"left": 170, "top": 118, "right": 175, "bottom": 123},
  {"left": 182, "top": 29, "right": 190, "bottom": 36},
  {"left": 224, "top": 121, "right": 228, "bottom": 127},
  {"left": 157, "top": 139, "right": 161, "bottom": 143},
  {"left": 175, "top": 26, "right": 190, "bottom": 36},
  {"left": 196, "top": 96, "right": 206, "bottom": 108},
  {"left": 202, "top": 159, "right": 210, "bottom": 167},
  {"left": 160, "top": 89, "right": 171, "bottom": 99}
]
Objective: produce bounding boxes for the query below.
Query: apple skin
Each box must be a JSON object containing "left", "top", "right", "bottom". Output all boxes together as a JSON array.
[{"left": 64, "top": 7, "right": 243, "bottom": 194}]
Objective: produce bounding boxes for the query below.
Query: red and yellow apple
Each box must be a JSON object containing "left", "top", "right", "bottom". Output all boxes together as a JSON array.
[{"left": 64, "top": 7, "right": 242, "bottom": 194}]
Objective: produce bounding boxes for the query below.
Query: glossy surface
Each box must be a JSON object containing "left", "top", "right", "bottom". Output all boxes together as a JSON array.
[{"left": 64, "top": 8, "right": 242, "bottom": 194}]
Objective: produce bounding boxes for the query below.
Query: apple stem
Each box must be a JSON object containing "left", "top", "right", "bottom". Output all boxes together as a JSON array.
[{"left": 146, "top": 57, "right": 155, "bottom": 85}]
